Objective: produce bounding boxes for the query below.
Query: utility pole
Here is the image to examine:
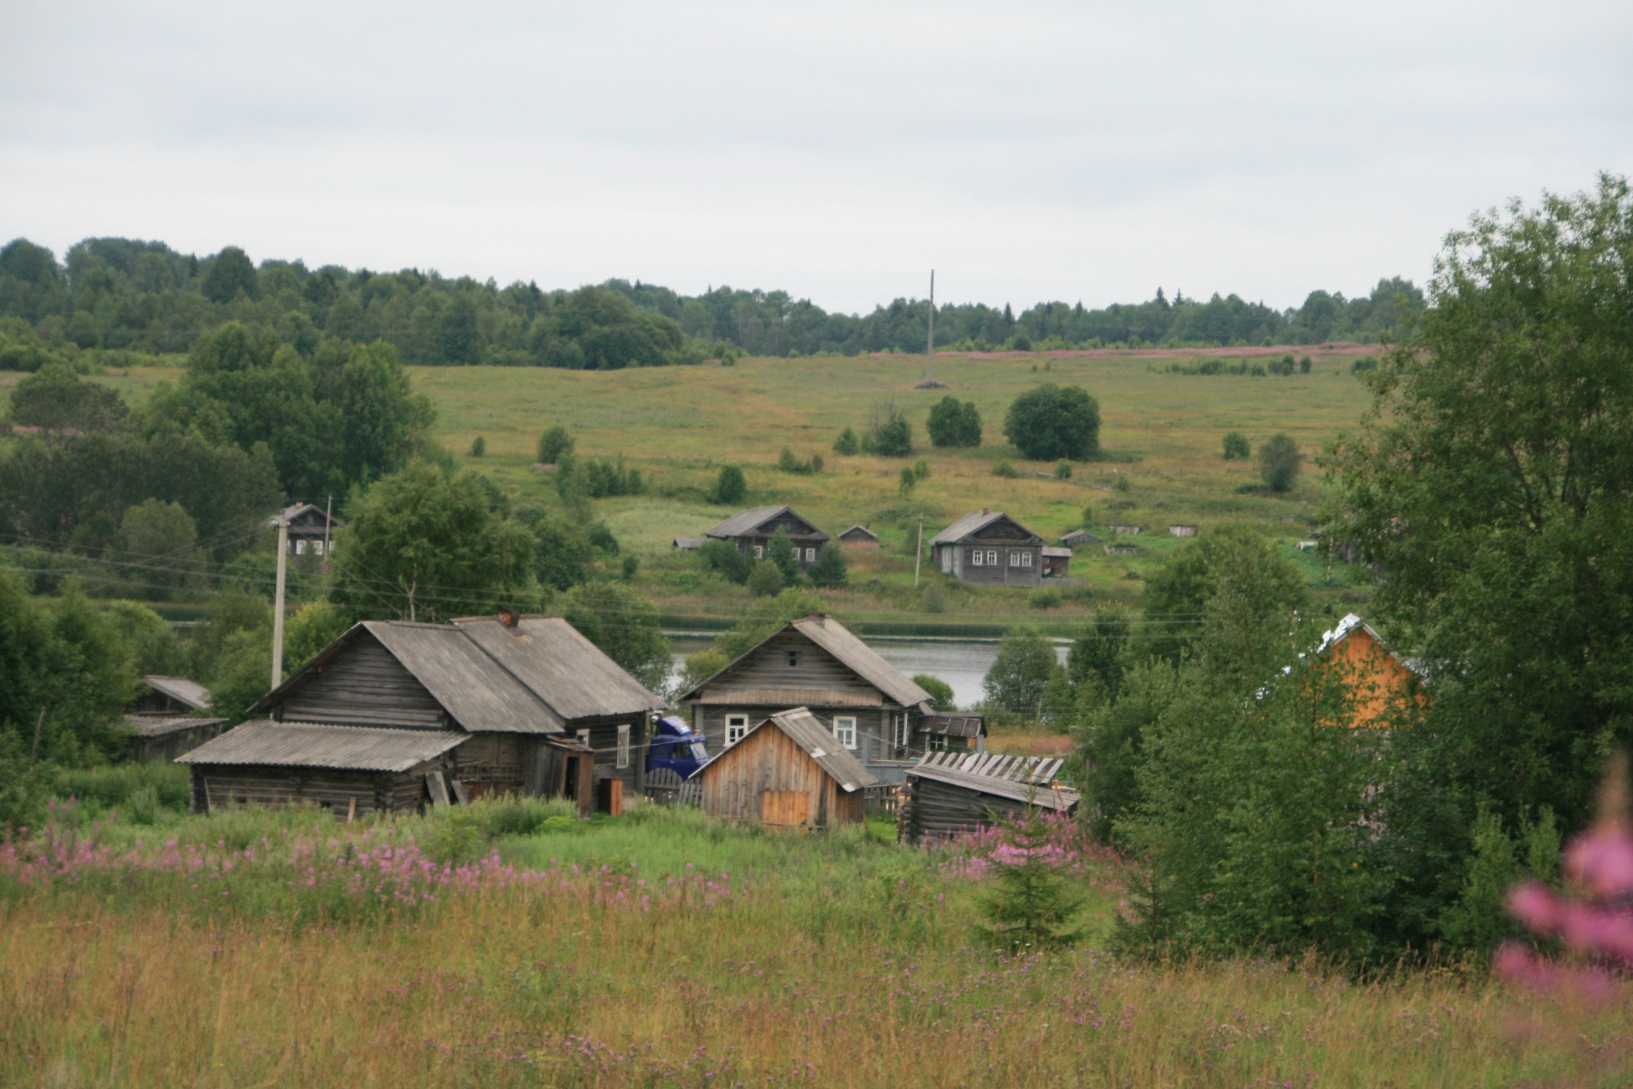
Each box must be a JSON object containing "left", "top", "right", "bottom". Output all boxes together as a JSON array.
[
  {"left": 271, "top": 510, "right": 288, "bottom": 690},
  {"left": 914, "top": 514, "right": 924, "bottom": 588},
  {"left": 915, "top": 270, "right": 944, "bottom": 389},
  {"left": 323, "top": 494, "right": 333, "bottom": 558}
]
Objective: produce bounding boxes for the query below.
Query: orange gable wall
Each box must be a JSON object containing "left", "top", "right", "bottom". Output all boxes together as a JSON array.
[{"left": 1322, "top": 625, "right": 1422, "bottom": 728}]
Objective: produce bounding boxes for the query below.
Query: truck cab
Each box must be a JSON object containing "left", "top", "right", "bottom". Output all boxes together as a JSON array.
[{"left": 647, "top": 714, "right": 710, "bottom": 779}]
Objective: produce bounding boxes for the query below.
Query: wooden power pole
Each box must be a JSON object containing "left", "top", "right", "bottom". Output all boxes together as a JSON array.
[
  {"left": 915, "top": 270, "right": 944, "bottom": 389},
  {"left": 271, "top": 510, "right": 288, "bottom": 690},
  {"left": 914, "top": 514, "right": 924, "bottom": 587}
]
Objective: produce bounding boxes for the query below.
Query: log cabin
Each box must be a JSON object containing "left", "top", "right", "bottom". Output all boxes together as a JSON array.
[
  {"left": 679, "top": 614, "right": 976, "bottom": 781},
  {"left": 928, "top": 511, "right": 1046, "bottom": 587},
  {"left": 703, "top": 505, "right": 830, "bottom": 570},
  {"left": 897, "top": 752, "right": 1080, "bottom": 845},
  {"left": 178, "top": 611, "right": 661, "bottom": 815},
  {"left": 699, "top": 707, "right": 877, "bottom": 829},
  {"left": 123, "top": 675, "right": 226, "bottom": 763},
  {"left": 274, "top": 502, "right": 344, "bottom": 557}
]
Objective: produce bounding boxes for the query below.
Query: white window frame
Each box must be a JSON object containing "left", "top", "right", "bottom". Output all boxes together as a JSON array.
[
  {"left": 970, "top": 549, "right": 984, "bottom": 566},
  {"left": 804, "top": 547, "right": 816, "bottom": 562},
  {"left": 832, "top": 716, "right": 857, "bottom": 750},
  {"left": 576, "top": 728, "right": 590, "bottom": 749},
  {"left": 616, "top": 723, "right": 630, "bottom": 769},
  {"left": 987, "top": 550, "right": 998, "bottom": 566},
  {"left": 894, "top": 713, "right": 910, "bottom": 747},
  {"left": 1022, "top": 551, "right": 1033, "bottom": 566},
  {"left": 753, "top": 545, "right": 764, "bottom": 559},
  {"left": 725, "top": 714, "right": 749, "bottom": 746}
]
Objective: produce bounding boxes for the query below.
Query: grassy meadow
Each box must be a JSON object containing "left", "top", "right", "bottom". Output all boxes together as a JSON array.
[
  {"left": 48, "top": 344, "right": 1384, "bottom": 627},
  {"left": 2, "top": 790, "right": 1619, "bottom": 1089}
]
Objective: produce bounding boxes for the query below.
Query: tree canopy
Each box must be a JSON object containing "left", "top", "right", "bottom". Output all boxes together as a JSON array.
[{"left": 1003, "top": 384, "right": 1101, "bottom": 461}]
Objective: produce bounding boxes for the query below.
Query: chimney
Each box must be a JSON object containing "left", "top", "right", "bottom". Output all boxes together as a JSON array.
[
  {"left": 497, "top": 608, "right": 519, "bottom": 632},
  {"left": 981, "top": 507, "right": 990, "bottom": 516}
]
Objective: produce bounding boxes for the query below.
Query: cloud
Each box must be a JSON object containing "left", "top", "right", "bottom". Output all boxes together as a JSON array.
[{"left": 2, "top": 0, "right": 1629, "bottom": 312}]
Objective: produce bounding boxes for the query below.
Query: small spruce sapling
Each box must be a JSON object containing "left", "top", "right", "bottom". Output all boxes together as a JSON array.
[{"left": 977, "top": 803, "right": 1085, "bottom": 954}]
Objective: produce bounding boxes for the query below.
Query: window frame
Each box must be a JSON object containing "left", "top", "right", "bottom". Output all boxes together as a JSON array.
[
  {"left": 616, "top": 723, "right": 631, "bottom": 769},
  {"left": 725, "top": 714, "right": 749, "bottom": 747},
  {"left": 971, "top": 549, "right": 984, "bottom": 566},
  {"left": 987, "top": 550, "right": 999, "bottom": 566},
  {"left": 832, "top": 715, "right": 857, "bottom": 750}
]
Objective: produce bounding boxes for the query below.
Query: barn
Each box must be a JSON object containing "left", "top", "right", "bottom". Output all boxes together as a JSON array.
[
  {"left": 122, "top": 675, "right": 226, "bottom": 763},
  {"left": 699, "top": 707, "right": 877, "bottom": 829},
  {"left": 897, "top": 752, "right": 1080, "bottom": 846},
  {"left": 1059, "top": 529, "right": 1101, "bottom": 548},
  {"left": 178, "top": 612, "right": 661, "bottom": 815}
]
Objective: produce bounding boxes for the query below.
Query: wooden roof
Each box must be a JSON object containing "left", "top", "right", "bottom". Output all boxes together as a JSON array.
[
  {"left": 907, "top": 752, "right": 1080, "bottom": 809},
  {"left": 837, "top": 525, "right": 877, "bottom": 541},
  {"left": 704, "top": 505, "right": 829, "bottom": 542},
  {"left": 728, "top": 707, "right": 879, "bottom": 793},
  {"left": 1041, "top": 547, "right": 1072, "bottom": 559},
  {"left": 179, "top": 721, "right": 467, "bottom": 772},
  {"left": 122, "top": 714, "right": 227, "bottom": 738},
  {"left": 139, "top": 675, "right": 212, "bottom": 711},
  {"left": 454, "top": 615, "right": 662, "bottom": 722},
  {"left": 679, "top": 614, "right": 931, "bottom": 710},
  {"left": 921, "top": 712, "right": 986, "bottom": 738},
  {"left": 272, "top": 503, "right": 345, "bottom": 536},
  {"left": 1060, "top": 529, "right": 1101, "bottom": 545},
  {"left": 928, "top": 511, "right": 1043, "bottom": 547}
]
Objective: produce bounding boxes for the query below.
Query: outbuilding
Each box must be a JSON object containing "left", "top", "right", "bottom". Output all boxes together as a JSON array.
[
  {"left": 1059, "top": 529, "right": 1101, "bottom": 548},
  {"left": 1040, "top": 546, "right": 1072, "bottom": 578},
  {"left": 123, "top": 675, "right": 226, "bottom": 763},
  {"left": 274, "top": 502, "right": 344, "bottom": 558},
  {"left": 897, "top": 752, "right": 1080, "bottom": 845},
  {"left": 699, "top": 707, "right": 877, "bottom": 829},
  {"left": 837, "top": 525, "right": 879, "bottom": 548},
  {"left": 1169, "top": 524, "right": 1198, "bottom": 538}
]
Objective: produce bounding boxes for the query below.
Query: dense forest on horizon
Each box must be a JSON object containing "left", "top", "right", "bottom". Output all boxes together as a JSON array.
[{"left": 0, "top": 235, "right": 1424, "bottom": 370}]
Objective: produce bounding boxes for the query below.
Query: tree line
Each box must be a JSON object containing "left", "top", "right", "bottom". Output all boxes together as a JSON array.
[{"left": 0, "top": 235, "right": 1424, "bottom": 374}]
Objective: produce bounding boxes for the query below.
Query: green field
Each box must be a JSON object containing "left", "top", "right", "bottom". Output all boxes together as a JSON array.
[{"left": 14, "top": 344, "right": 1381, "bottom": 624}]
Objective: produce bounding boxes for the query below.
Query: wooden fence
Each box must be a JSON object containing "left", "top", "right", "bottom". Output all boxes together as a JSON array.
[
  {"left": 862, "top": 783, "right": 899, "bottom": 818},
  {"left": 645, "top": 767, "right": 702, "bottom": 807}
]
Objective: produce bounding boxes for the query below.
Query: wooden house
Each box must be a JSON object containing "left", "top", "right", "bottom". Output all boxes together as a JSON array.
[
  {"left": 1314, "top": 613, "right": 1425, "bottom": 729},
  {"left": 837, "top": 525, "right": 879, "bottom": 548},
  {"left": 928, "top": 510, "right": 1046, "bottom": 587},
  {"left": 679, "top": 614, "right": 970, "bottom": 775},
  {"left": 1059, "top": 529, "right": 1101, "bottom": 548},
  {"left": 703, "top": 505, "right": 830, "bottom": 569},
  {"left": 898, "top": 752, "right": 1080, "bottom": 845},
  {"left": 274, "top": 502, "right": 344, "bottom": 557},
  {"left": 123, "top": 675, "right": 226, "bottom": 762},
  {"left": 179, "top": 612, "right": 662, "bottom": 816},
  {"left": 1040, "top": 547, "right": 1072, "bottom": 578},
  {"left": 699, "top": 707, "right": 878, "bottom": 829},
  {"left": 920, "top": 711, "right": 987, "bottom": 753},
  {"left": 672, "top": 536, "right": 705, "bottom": 551},
  {"left": 1168, "top": 524, "right": 1198, "bottom": 538}
]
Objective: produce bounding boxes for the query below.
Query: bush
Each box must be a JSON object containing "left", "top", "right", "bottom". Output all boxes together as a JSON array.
[
  {"left": 808, "top": 543, "right": 847, "bottom": 588},
  {"left": 863, "top": 402, "right": 912, "bottom": 456},
  {"left": 1112, "top": 474, "right": 1131, "bottom": 493},
  {"left": 983, "top": 626, "right": 1056, "bottom": 714},
  {"left": 1351, "top": 355, "right": 1378, "bottom": 373},
  {"left": 536, "top": 425, "right": 573, "bottom": 464},
  {"left": 777, "top": 447, "right": 822, "bottom": 474},
  {"left": 1221, "top": 431, "right": 1250, "bottom": 460},
  {"left": 699, "top": 539, "right": 749, "bottom": 584},
  {"left": 1299, "top": 356, "right": 1312, "bottom": 373},
  {"left": 1259, "top": 433, "right": 1301, "bottom": 492},
  {"left": 747, "top": 559, "right": 786, "bottom": 597},
  {"left": 926, "top": 396, "right": 982, "bottom": 448},
  {"left": 913, "top": 674, "right": 956, "bottom": 711},
  {"left": 1028, "top": 588, "right": 1061, "bottom": 610},
  {"left": 1003, "top": 384, "right": 1100, "bottom": 461},
  {"left": 557, "top": 455, "right": 644, "bottom": 499},
  {"left": 898, "top": 466, "right": 917, "bottom": 496},
  {"left": 470, "top": 436, "right": 486, "bottom": 458},
  {"left": 920, "top": 581, "right": 949, "bottom": 613},
  {"left": 1267, "top": 354, "right": 1295, "bottom": 377},
  {"left": 710, "top": 464, "right": 747, "bottom": 504},
  {"left": 833, "top": 427, "right": 859, "bottom": 456},
  {"left": 1054, "top": 460, "right": 1072, "bottom": 480},
  {"left": 992, "top": 460, "right": 1018, "bottom": 478}
]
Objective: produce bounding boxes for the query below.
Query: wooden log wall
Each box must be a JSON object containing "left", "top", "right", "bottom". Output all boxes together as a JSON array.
[
  {"left": 188, "top": 761, "right": 441, "bottom": 816},
  {"left": 898, "top": 776, "right": 1028, "bottom": 845},
  {"left": 279, "top": 637, "right": 447, "bottom": 729}
]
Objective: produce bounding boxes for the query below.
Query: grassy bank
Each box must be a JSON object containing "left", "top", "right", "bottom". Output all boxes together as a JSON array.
[{"left": 0, "top": 802, "right": 1618, "bottom": 1087}]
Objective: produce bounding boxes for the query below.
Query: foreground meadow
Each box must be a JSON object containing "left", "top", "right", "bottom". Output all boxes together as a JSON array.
[{"left": 1, "top": 797, "right": 1617, "bottom": 1088}]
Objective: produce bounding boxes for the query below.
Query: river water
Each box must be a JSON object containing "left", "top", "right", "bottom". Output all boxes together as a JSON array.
[{"left": 666, "top": 634, "right": 1069, "bottom": 711}]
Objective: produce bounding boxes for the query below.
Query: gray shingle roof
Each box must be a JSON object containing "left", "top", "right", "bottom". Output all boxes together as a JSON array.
[
  {"left": 179, "top": 721, "right": 467, "bottom": 772},
  {"left": 140, "top": 675, "right": 212, "bottom": 711},
  {"left": 704, "top": 505, "right": 829, "bottom": 542},
  {"left": 456, "top": 616, "right": 662, "bottom": 722},
  {"left": 928, "top": 511, "right": 1042, "bottom": 547},
  {"left": 123, "top": 714, "right": 227, "bottom": 738},
  {"left": 679, "top": 614, "right": 931, "bottom": 710}
]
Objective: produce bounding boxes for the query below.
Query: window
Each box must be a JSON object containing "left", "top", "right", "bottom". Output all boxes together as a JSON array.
[
  {"left": 1010, "top": 550, "right": 1023, "bottom": 567},
  {"left": 576, "top": 728, "right": 590, "bottom": 749},
  {"left": 1021, "top": 551, "right": 1033, "bottom": 566},
  {"left": 987, "top": 550, "right": 999, "bottom": 566},
  {"left": 295, "top": 540, "right": 307, "bottom": 555},
  {"left": 616, "top": 723, "right": 630, "bottom": 769},
  {"left": 787, "top": 650, "right": 798, "bottom": 667},
  {"left": 725, "top": 715, "right": 749, "bottom": 746},
  {"left": 804, "top": 548, "right": 816, "bottom": 562},
  {"left": 832, "top": 716, "right": 857, "bottom": 749},
  {"left": 971, "top": 549, "right": 984, "bottom": 566},
  {"left": 894, "top": 713, "right": 910, "bottom": 747}
]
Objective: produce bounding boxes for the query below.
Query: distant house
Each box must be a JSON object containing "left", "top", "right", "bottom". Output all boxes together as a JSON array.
[
  {"left": 1040, "top": 546, "right": 1072, "bottom": 578},
  {"left": 1107, "top": 524, "right": 1142, "bottom": 536},
  {"left": 897, "top": 752, "right": 1080, "bottom": 845},
  {"left": 1059, "top": 529, "right": 1101, "bottom": 548},
  {"left": 123, "top": 675, "right": 226, "bottom": 763},
  {"left": 928, "top": 510, "right": 1046, "bottom": 587},
  {"left": 1169, "top": 524, "right": 1198, "bottom": 538},
  {"left": 1314, "top": 614, "right": 1426, "bottom": 729},
  {"left": 678, "top": 613, "right": 976, "bottom": 777},
  {"left": 672, "top": 536, "right": 705, "bottom": 551},
  {"left": 704, "top": 505, "right": 830, "bottom": 569},
  {"left": 180, "top": 612, "right": 663, "bottom": 816},
  {"left": 699, "top": 707, "right": 877, "bottom": 829},
  {"left": 837, "top": 525, "right": 879, "bottom": 548},
  {"left": 273, "top": 503, "right": 344, "bottom": 557}
]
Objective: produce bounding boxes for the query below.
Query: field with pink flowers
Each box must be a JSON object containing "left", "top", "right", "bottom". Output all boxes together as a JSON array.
[{"left": 1, "top": 800, "right": 1626, "bottom": 1088}]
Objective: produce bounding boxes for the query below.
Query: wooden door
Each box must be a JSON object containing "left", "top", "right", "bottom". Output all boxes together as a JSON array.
[{"left": 761, "top": 790, "right": 810, "bottom": 828}]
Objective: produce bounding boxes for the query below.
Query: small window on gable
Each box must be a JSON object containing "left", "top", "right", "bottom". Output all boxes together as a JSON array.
[
  {"left": 577, "top": 728, "right": 590, "bottom": 749},
  {"left": 726, "top": 715, "right": 749, "bottom": 746},
  {"left": 754, "top": 545, "right": 764, "bottom": 559},
  {"left": 788, "top": 649, "right": 798, "bottom": 667}
]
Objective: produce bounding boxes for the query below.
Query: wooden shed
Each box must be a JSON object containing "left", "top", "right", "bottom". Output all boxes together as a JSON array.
[
  {"left": 837, "top": 525, "right": 879, "bottom": 548},
  {"left": 1059, "top": 529, "right": 1101, "bottom": 548},
  {"left": 1040, "top": 546, "right": 1072, "bottom": 578},
  {"left": 122, "top": 675, "right": 227, "bottom": 762},
  {"left": 700, "top": 707, "right": 878, "bottom": 829},
  {"left": 1168, "top": 524, "right": 1198, "bottom": 538},
  {"left": 897, "top": 752, "right": 1080, "bottom": 845}
]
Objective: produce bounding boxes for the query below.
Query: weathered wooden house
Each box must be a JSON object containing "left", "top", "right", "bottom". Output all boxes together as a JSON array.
[
  {"left": 699, "top": 707, "right": 877, "bottom": 829},
  {"left": 897, "top": 752, "right": 1081, "bottom": 845},
  {"left": 837, "top": 525, "right": 879, "bottom": 548},
  {"left": 928, "top": 511, "right": 1046, "bottom": 587},
  {"left": 123, "top": 675, "right": 226, "bottom": 762},
  {"left": 679, "top": 613, "right": 973, "bottom": 778},
  {"left": 1040, "top": 547, "right": 1072, "bottom": 578},
  {"left": 1059, "top": 529, "right": 1101, "bottom": 548},
  {"left": 274, "top": 502, "right": 344, "bottom": 557},
  {"left": 704, "top": 505, "right": 830, "bottom": 569},
  {"left": 919, "top": 711, "right": 987, "bottom": 753},
  {"left": 178, "top": 612, "right": 662, "bottom": 815}
]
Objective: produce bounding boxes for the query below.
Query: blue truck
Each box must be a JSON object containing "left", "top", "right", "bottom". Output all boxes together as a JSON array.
[{"left": 646, "top": 714, "right": 710, "bottom": 779}]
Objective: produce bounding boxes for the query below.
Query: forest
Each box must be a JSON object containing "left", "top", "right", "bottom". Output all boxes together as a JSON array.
[{"left": 0, "top": 234, "right": 1423, "bottom": 371}]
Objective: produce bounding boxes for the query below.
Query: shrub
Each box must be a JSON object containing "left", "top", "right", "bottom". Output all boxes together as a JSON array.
[
  {"left": 1028, "top": 588, "right": 1061, "bottom": 610},
  {"left": 699, "top": 540, "right": 749, "bottom": 584},
  {"left": 808, "top": 542, "right": 847, "bottom": 588},
  {"left": 1221, "top": 431, "right": 1250, "bottom": 460},
  {"left": 898, "top": 466, "right": 917, "bottom": 496},
  {"left": 833, "top": 427, "right": 859, "bottom": 455},
  {"left": 767, "top": 528, "right": 799, "bottom": 580},
  {"left": 557, "top": 455, "right": 643, "bottom": 499},
  {"left": 983, "top": 626, "right": 1056, "bottom": 714},
  {"left": 992, "top": 460, "right": 1018, "bottom": 478},
  {"left": 975, "top": 809, "right": 1084, "bottom": 954},
  {"left": 1300, "top": 355, "right": 1312, "bottom": 373},
  {"left": 777, "top": 447, "right": 823, "bottom": 474},
  {"left": 1267, "top": 354, "right": 1295, "bottom": 376},
  {"left": 1003, "top": 384, "right": 1101, "bottom": 461},
  {"left": 926, "top": 396, "right": 982, "bottom": 448},
  {"left": 747, "top": 559, "right": 785, "bottom": 597},
  {"left": 1112, "top": 474, "right": 1131, "bottom": 492},
  {"left": 621, "top": 555, "right": 639, "bottom": 580},
  {"left": 1351, "top": 355, "right": 1378, "bottom": 373},
  {"left": 1054, "top": 460, "right": 1072, "bottom": 480},
  {"left": 1259, "top": 433, "right": 1301, "bottom": 492},
  {"left": 470, "top": 436, "right": 486, "bottom": 457},
  {"left": 913, "top": 674, "right": 956, "bottom": 711},
  {"left": 912, "top": 458, "right": 930, "bottom": 481},
  {"left": 864, "top": 401, "right": 912, "bottom": 456},
  {"left": 536, "top": 425, "right": 574, "bottom": 464},
  {"left": 710, "top": 465, "right": 747, "bottom": 504}
]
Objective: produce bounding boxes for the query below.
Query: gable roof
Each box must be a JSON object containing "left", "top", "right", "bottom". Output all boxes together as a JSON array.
[
  {"left": 906, "top": 751, "right": 1080, "bottom": 809},
  {"left": 273, "top": 503, "right": 345, "bottom": 533},
  {"left": 704, "top": 505, "right": 829, "bottom": 542},
  {"left": 1317, "top": 613, "right": 1427, "bottom": 678},
  {"left": 837, "top": 525, "right": 877, "bottom": 541},
  {"left": 928, "top": 511, "right": 1042, "bottom": 547},
  {"left": 727, "top": 707, "right": 878, "bottom": 792},
  {"left": 250, "top": 615, "right": 662, "bottom": 734},
  {"left": 179, "top": 721, "right": 466, "bottom": 772},
  {"left": 679, "top": 614, "right": 931, "bottom": 709},
  {"left": 1041, "top": 547, "right": 1072, "bottom": 559},
  {"left": 123, "top": 714, "right": 227, "bottom": 738},
  {"left": 139, "top": 675, "right": 212, "bottom": 711},
  {"left": 1060, "top": 529, "right": 1101, "bottom": 545}
]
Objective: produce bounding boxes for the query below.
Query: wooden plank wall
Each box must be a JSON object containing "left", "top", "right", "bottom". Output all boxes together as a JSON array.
[
  {"left": 694, "top": 704, "right": 888, "bottom": 762},
  {"left": 701, "top": 724, "right": 862, "bottom": 828},
  {"left": 279, "top": 637, "right": 447, "bottom": 729},
  {"left": 189, "top": 761, "right": 441, "bottom": 816}
]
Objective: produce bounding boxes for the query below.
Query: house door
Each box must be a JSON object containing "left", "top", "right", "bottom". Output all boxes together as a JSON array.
[{"left": 761, "top": 790, "right": 810, "bottom": 828}]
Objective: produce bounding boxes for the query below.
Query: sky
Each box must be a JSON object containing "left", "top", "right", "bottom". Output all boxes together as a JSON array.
[{"left": 2, "top": 0, "right": 1630, "bottom": 314}]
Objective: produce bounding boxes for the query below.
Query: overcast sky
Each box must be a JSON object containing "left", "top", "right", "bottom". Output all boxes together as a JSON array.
[{"left": 2, "top": 1, "right": 1629, "bottom": 313}]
